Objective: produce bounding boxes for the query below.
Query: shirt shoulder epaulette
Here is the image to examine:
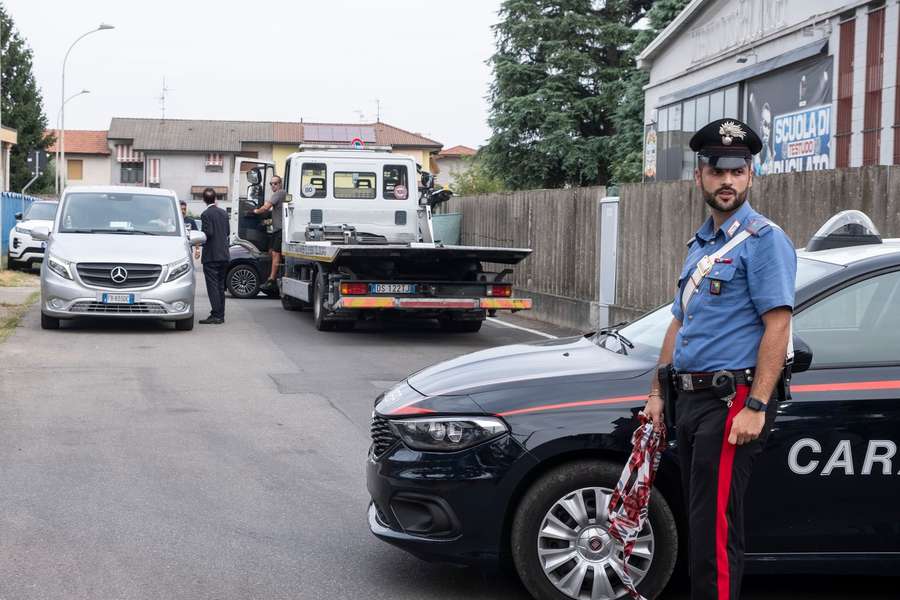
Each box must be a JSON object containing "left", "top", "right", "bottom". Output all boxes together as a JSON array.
[
  {"left": 686, "top": 236, "right": 697, "bottom": 247},
  {"left": 745, "top": 217, "right": 774, "bottom": 237}
]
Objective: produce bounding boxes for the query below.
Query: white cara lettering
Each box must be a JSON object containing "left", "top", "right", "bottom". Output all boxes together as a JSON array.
[
  {"left": 861, "top": 440, "right": 897, "bottom": 475},
  {"left": 788, "top": 438, "right": 821, "bottom": 475},
  {"left": 821, "top": 440, "right": 855, "bottom": 476}
]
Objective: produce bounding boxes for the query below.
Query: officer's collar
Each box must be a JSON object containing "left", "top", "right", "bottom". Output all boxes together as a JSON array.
[{"left": 695, "top": 201, "right": 755, "bottom": 243}]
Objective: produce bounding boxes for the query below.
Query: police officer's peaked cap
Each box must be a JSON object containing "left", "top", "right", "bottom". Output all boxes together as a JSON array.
[{"left": 689, "top": 118, "right": 762, "bottom": 169}]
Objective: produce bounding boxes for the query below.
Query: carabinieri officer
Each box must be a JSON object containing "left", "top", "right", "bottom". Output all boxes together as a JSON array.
[{"left": 643, "top": 119, "right": 797, "bottom": 600}]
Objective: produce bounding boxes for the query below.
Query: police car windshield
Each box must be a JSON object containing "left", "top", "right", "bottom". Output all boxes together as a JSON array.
[{"left": 597, "top": 257, "right": 843, "bottom": 358}]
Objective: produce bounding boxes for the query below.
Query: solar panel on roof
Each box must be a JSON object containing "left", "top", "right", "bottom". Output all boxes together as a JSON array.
[{"left": 304, "top": 125, "right": 376, "bottom": 143}]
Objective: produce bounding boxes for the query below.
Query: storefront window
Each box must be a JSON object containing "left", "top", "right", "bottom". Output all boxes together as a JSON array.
[
  {"left": 709, "top": 90, "right": 724, "bottom": 121},
  {"left": 724, "top": 86, "right": 739, "bottom": 118}
]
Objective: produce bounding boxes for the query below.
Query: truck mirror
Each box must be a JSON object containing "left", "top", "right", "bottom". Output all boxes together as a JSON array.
[
  {"left": 247, "top": 168, "right": 261, "bottom": 185},
  {"left": 249, "top": 184, "right": 261, "bottom": 201}
]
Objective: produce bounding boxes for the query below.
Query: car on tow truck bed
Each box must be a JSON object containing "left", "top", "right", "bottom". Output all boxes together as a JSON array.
[{"left": 366, "top": 212, "right": 900, "bottom": 600}]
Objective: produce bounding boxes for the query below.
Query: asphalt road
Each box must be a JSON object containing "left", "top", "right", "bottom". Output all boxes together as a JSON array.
[{"left": 0, "top": 279, "right": 894, "bottom": 599}]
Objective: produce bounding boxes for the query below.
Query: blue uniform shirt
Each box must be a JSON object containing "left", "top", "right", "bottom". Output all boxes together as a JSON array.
[{"left": 671, "top": 201, "right": 796, "bottom": 372}]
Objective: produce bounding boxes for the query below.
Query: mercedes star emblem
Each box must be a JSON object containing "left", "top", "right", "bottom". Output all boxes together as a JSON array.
[{"left": 110, "top": 266, "right": 128, "bottom": 284}]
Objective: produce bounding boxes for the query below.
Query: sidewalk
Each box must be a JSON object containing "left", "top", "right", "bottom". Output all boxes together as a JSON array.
[{"left": 0, "top": 269, "right": 40, "bottom": 341}]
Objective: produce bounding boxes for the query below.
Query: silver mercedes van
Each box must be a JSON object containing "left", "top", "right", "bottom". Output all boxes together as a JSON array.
[{"left": 31, "top": 186, "right": 206, "bottom": 331}]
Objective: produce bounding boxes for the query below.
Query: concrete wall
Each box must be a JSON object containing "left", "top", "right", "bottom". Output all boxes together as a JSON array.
[
  {"left": 63, "top": 154, "right": 111, "bottom": 187},
  {"left": 612, "top": 166, "right": 900, "bottom": 323},
  {"left": 446, "top": 186, "right": 606, "bottom": 330}
]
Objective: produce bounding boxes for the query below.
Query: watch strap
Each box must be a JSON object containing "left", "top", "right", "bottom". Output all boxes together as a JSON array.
[{"left": 744, "top": 395, "right": 767, "bottom": 412}]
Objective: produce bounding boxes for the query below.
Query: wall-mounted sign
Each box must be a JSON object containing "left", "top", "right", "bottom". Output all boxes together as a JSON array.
[
  {"left": 747, "top": 54, "right": 833, "bottom": 175},
  {"left": 643, "top": 127, "right": 658, "bottom": 180}
]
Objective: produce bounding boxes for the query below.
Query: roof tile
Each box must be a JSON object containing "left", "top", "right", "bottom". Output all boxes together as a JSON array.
[{"left": 47, "top": 130, "right": 110, "bottom": 154}]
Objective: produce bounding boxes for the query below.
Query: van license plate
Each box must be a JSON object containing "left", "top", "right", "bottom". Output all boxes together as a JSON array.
[
  {"left": 370, "top": 283, "right": 416, "bottom": 295},
  {"left": 102, "top": 293, "right": 134, "bottom": 304}
]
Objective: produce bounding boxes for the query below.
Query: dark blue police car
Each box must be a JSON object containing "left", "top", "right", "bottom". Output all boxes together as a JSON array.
[{"left": 367, "top": 211, "right": 900, "bottom": 600}]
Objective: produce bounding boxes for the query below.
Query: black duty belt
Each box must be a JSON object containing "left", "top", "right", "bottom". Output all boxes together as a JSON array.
[{"left": 674, "top": 368, "right": 755, "bottom": 392}]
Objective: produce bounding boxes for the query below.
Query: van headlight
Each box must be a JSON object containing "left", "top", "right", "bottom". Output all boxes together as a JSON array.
[
  {"left": 389, "top": 416, "right": 508, "bottom": 451},
  {"left": 165, "top": 258, "right": 191, "bottom": 282},
  {"left": 46, "top": 255, "right": 73, "bottom": 280}
]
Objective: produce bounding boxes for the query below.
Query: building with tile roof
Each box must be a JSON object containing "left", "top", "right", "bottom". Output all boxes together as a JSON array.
[
  {"left": 434, "top": 144, "right": 477, "bottom": 188},
  {"left": 47, "top": 129, "right": 111, "bottom": 188}
]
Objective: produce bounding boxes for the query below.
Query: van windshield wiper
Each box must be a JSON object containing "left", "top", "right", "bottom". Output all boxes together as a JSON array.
[{"left": 598, "top": 322, "right": 635, "bottom": 354}]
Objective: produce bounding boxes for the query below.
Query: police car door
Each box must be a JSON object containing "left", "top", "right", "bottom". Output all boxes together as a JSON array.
[
  {"left": 231, "top": 158, "right": 276, "bottom": 251},
  {"left": 744, "top": 268, "right": 900, "bottom": 558}
]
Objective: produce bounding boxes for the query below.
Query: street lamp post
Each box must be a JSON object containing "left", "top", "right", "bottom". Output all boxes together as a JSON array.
[
  {"left": 55, "top": 89, "right": 90, "bottom": 194},
  {"left": 60, "top": 23, "right": 113, "bottom": 190}
]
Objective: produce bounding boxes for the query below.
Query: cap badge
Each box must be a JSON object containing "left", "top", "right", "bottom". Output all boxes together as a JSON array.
[{"left": 719, "top": 121, "right": 746, "bottom": 146}]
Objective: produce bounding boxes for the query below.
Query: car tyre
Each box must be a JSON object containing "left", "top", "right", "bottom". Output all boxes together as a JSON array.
[
  {"left": 226, "top": 264, "right": 260, "bottom": 299},
  {"left": 511, "top": 460, "right": 677, "bottom": 600},
  {"left": 175, "top": 316, "right": 194, "bottom": 331},
  {"left": 40, "top": 312, "right": 60, "bottom": 330}
]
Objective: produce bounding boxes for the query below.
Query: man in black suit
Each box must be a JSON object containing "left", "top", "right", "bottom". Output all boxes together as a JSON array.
[{"left": 199, "top": 187, "right": 230, "bottom": 324}]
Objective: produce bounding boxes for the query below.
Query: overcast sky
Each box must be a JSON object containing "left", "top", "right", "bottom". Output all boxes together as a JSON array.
[{"left": 5, "top": 0, "right": 503, "bottom": 148}]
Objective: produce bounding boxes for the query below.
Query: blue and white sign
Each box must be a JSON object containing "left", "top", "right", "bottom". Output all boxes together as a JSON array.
[{"left": 771, "top": 105, "right": 831, "bottom": 173}]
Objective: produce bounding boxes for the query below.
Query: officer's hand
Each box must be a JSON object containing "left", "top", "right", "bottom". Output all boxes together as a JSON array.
[
  {"left": 728, "top": 408, "right": 765, "bottom": 445},
  {"left": 246, "top": 209, "right": 257, "bottom": 218},
  {"left": 642, "top": 394, "right": 664, "bottom": 430}
]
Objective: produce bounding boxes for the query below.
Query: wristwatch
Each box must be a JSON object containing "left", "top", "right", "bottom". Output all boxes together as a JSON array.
[{"left": 744, "top": 396, "right": 767, "bottom": 412}]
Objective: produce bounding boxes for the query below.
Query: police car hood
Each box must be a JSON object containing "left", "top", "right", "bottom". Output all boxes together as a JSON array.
[{"left": 406, "top": 335, "right": 652, "bottom": 398}]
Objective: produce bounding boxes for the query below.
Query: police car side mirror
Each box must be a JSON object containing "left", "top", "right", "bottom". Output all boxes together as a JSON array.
[{"left": 792, "top": 335, "right": 813, "bottom": 373}]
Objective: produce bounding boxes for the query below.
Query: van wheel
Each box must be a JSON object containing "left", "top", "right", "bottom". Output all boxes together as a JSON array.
[
  {"left": 312, "top": 271, "right": 334, "bottom": 331},
  {"left": 175, "top": 316, "right": 194, "bottom": 331},
  {"left": 227, "top": 265, "right": 259, "bottom": 298},
  {"left": 511, "top": 460, "right": 677, "bottom": 600},
  {"left": 41, "top": 312, "right": 60, "bottom": 330}
]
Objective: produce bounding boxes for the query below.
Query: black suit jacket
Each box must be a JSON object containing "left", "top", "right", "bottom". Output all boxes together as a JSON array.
[{"left": 200, "top": 204, "right": 231, "bottom": 264}]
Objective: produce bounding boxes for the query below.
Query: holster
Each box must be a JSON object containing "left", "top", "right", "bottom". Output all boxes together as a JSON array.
[{"left": 657, "top": 364, "right": 678, "bottom": 431}]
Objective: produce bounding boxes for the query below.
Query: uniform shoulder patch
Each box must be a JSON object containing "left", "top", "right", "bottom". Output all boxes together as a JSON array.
[{"left": 745, "top": 217, "right": 773, "bottom": 237}]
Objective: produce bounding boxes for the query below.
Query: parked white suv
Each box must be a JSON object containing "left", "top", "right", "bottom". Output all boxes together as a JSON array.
[
  {"left": 31, "top": 186, "right": 206, "bottom": 331},
  {"left": 7, "top": 200, "right": 58, "bottom": 270}
]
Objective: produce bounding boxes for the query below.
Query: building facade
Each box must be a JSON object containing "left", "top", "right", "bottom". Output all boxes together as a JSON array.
[
  {"left": 48, "top": 130, "right": 111, "bottom": 188},
  {"left": 639, "top": 0, "right": 900, "bottom": 181},
  {"left": 434, "top": 145, "right": 477, "bottom": 188},
  {"left": 0, "top": 126, "right": 17, "bottom": 192}
]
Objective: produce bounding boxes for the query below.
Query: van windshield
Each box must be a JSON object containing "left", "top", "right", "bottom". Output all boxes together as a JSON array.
[{"left": 59, "top": 193, "right": 181, "bottom": 236}]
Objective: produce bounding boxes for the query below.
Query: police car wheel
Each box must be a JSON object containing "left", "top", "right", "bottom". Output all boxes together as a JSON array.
[
  {"left": 511, "top": 460, "right": 677, "bottom": 600},
  {"left": 227, "top": 265, "right": 259, "bottom": 298}
]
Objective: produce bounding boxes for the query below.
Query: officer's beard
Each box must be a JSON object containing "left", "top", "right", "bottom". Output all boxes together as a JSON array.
[{"left": 702, "top": 185, "right": 749, "bottom": 214}]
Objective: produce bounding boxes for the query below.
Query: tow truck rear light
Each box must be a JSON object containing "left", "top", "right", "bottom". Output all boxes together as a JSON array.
[
  {"left": 487, "top": 284, "right": 512, "bottom": 297},
  {"left": 340, "top": 282, "right": 368, "bottom": 295}
]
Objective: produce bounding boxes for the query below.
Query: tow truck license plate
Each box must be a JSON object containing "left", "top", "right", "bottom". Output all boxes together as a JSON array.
[
  {"left": 369, "top": 283, "right": 416, "bottom": 295},
  {"left": 101, "top": 293, "right": 134, "bottom": 304}
]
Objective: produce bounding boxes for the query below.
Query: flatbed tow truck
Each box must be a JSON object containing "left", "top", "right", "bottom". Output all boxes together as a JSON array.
[{"left": 231, "top": 147, "right": 532, "bottom": 332}]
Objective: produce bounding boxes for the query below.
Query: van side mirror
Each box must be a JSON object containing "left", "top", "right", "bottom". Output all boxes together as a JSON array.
[
  {"left": 30, "top": 225, "right": 51, "bottom": 241},
  {"left": 791, "top": 334, "right": 813, "bottom": 373},
  {"left": 189, "top": 230, "right": 207, "bottom": 246},
  {"left": 14, "top": 212, "right": 22, "bottom": 221}
]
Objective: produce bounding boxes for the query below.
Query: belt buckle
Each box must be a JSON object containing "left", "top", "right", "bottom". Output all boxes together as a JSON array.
[
  {"left": 697, "top": 255, "right": 713, "bottom": 278},
  {"left": 679, "top": 374, "right": 694, "bottom": 392}
]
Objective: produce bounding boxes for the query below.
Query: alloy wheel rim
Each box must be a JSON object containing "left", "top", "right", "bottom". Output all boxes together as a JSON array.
[
  {"left": 537, "top": 486, "right": 654, "bottom": 600},
  {"left": 231, "top": 268, "right": 257, "bottom": 295}
]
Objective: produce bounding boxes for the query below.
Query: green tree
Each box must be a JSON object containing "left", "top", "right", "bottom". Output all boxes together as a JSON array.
[
  {"left": 609, "top": 0, "right": 690, "bottom": 183},
  {"left": 449, "top": 156, "right": 506, "bottom": 196},
  {"left": 482, "top": 0, "right": 653, "bottom": 190},
  {"left": 1, "top": 4, "right": 54, "bottom": 193}
]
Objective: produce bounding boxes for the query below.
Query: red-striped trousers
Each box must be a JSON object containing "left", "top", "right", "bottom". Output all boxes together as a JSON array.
[{"left": 676, "top": 384, "right": 776, "bottom": 600}]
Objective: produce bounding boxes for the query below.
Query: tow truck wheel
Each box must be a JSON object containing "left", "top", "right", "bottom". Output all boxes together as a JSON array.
[
  {"left": 511, "top": 460, "right": 677, "bottom": 600},
  {"left": 312, "top": 271, "right": 334, "bottom": 331}
]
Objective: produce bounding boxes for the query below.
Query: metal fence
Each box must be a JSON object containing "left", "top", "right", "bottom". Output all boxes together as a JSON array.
[
  {"left": 1, "top": 192, "right": 39, "bottom": 253},
  {"left": 612, "top": 165, "right": 900, "bottom": 323}
]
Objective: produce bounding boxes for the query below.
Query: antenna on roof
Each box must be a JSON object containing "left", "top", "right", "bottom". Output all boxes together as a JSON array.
[
  {"left": 374, "top": 98, "right": 381, "bottom": 122},
  {"left": 159, "top": 77, "right": 174, "bottom": 119}
]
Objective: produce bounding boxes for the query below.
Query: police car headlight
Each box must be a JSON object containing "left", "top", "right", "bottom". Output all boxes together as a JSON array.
[
  {"left": 389, "top": 416, "right": 507, "bottom": 452},
  {"left": 47, "top": 255, "right": 73, "bottom": 280},
  {"left": 165, "top": 258, "right": 191, "bottom": 282}
]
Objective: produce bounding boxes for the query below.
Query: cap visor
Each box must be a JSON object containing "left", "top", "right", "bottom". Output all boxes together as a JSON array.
[{"left": 700, "top": 155, "right": 749, "bottom": 169}]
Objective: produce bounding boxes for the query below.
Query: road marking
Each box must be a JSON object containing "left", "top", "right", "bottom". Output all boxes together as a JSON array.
[{"left": 486, "top": 317, "right": 557, "bottom": 339}]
